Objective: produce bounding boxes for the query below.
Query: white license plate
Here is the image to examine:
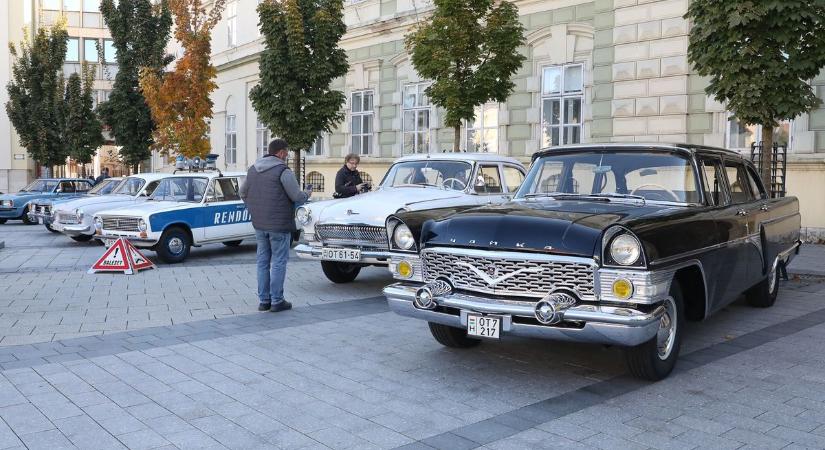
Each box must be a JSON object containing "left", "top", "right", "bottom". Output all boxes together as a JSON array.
[
  {"left": 467, "top": 314, "right": 501, "bottom": 339},
  {"left": 321, "top": 248, "right": 361, "bottom": 262},
  {"left": 103, "top": 239, "right": 115, "bottom": 248}
]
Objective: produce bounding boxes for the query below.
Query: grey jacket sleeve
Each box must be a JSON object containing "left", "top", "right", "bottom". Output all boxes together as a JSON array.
[
  {"left": 280, "top": 168, "right": 310, "bottom": 203},
  {"left": 239, "top": 174, "right": 249, "bottom": 200}
]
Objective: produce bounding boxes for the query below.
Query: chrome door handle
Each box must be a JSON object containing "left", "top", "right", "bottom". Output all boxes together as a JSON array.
[
  {"left": 760, "top": 204, "right": 769, "bottom": 211},
  {"left": 736, "top": 209, "right": 748, "bottom": 216}
]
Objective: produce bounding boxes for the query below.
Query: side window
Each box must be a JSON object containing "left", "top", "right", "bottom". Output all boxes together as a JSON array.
[
  {"left": 745, "top": 166, "right": 766, "bottom": 200},
  {"left": 143, "top": 181, "right": 160, "bottom": 196},
  {"left": 58, "top": 181, "right": 76, "bottom": 193},
  {"left": 502, "top": 166, "right": 525, "bottom": 193},
  {"left": 700, "top": 158, "right": 726, "bottom": 206},
  {"left": 724, "top": 161, "right": 755, "bottom": 204},
  {"left": 207, "top": 178, "right": 240, "bottom": 202},
  {"left": 76, "top": 181, "right": 91, "bottom": 192},
  {"left": 476, "top": 165, "right": 502, "bottom": 194}
]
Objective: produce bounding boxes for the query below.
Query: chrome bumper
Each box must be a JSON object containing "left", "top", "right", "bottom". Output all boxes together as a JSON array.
[
  {"left": 294, "top": 243, "right": 390, "bottom": 264},
  {"left": 60, "top": 224, "right": 92, "bottom": 236},
  {"left": 96, "top": 232, "right": 157, "bottom": 246},
  {"left": 28, "top": 211, "right": 53, "bottom": 224},
  {"left": 383, "top": 283, "right": 665, "bottom": 347}
]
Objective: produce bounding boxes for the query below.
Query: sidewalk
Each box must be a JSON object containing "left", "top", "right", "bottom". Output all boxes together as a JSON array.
[{"left": 788, "top": 243, "right": 825, "bottom": 277}]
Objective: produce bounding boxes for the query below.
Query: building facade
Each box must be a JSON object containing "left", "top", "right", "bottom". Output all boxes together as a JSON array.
[{"left": 196, "top": 0, "right": 822, "bottom": 239}]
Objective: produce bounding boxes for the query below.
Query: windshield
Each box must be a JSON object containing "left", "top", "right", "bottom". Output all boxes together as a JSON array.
[
  {"left": 148, "top": 177, "right": 208, "bottom": 203},
  {"left": 88, "top": 178, "right": 122, "bottom": 195},
  {"left": 114, "top": 177, "right": 147, "bottom": 196},
  {"left": 21, "top": 180, "right": 58, "bottom": 193},
  {"left": 382, "top": 160, "right": 473, "bottom": 191},
  {"left": 517, "top": 151, "right": 701, "bottom": 205}
]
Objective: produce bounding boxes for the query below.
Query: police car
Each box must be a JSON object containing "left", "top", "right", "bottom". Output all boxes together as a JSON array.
[{"left": 93, "top": 172, "right": 252, "bottom": 263}]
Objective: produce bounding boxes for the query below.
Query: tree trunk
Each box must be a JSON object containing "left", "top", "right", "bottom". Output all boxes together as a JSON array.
[
  {"left": 293, "top": 149, "right": 302, "bottom": 188},
  {"left": 453, "top": 124, "right": 461, "bottom": 152},
  {"left": 760, "top": 125, "right": 774, "bottom": 197}
]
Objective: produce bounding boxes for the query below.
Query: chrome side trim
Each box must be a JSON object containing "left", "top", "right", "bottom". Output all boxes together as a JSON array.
[{"left": 650, "top": 233, "right": 761, "bottom": 267}]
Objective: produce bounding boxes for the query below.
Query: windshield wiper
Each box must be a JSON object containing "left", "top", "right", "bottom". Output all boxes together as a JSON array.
[
  {"left": 585, "top": 193, "right": 647, "bottom": 204},
  {"left": 523, "top": 192, "right": 583, "bottom": 199}
]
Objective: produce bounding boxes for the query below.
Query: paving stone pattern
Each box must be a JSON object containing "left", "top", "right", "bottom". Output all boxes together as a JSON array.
[{"left": 0, "top": 223, "right": 825, "bottom": 448}]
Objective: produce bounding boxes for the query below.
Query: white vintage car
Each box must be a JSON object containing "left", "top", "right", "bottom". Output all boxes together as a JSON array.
[
  {"left": 93, "top": 172, "right": 252, "bottom": 263},
  {"left": 294, "top": 153, "right": 526, "bottom": 283},
  {"left": 50, "top": 173, "right": 170, "bottom": 242}
]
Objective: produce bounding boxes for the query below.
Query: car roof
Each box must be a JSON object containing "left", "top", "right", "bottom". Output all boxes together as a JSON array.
[
  {"left": 394, "top": 152, "right": 523, "bottom": 165},
  {"left": 125, "top": 173, "right": 174, "bottom": 182},
  {"left": 161, "top": 171, "right": 247, "bottom": 179},
  {"left": 36, "top": 178, "right": 93, "bottom": 182},
  {"left": 531, "top": 143, "right": 744, "bottom": 160}
]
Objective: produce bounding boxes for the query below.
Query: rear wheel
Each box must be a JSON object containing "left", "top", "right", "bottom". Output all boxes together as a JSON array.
[
  {"left": 46, "top": 224, "right": 60, "bottom": 233},
  {"left": 222, "top": 240, "right": 243, "bottom": 247},
  {"left": 321, "top": 261, "right": 361, "bottom": 283},
  {"left": 155, "top": 227, "right": 191, "bottom": 264},
  {"left": 428, "top": 322, "right": 481, "bottom": 348},
  {"left": 624, "top": 281, "right": 684, "bottom": 381},
  {"left": 20, "top": 207, "right": 35, "bottom": 225},
  {"left": 746, "top": 259, "right": 780, "bottom": 308},
  {"left": 70, "top": 234, "right": 93, "bottom": 242}
]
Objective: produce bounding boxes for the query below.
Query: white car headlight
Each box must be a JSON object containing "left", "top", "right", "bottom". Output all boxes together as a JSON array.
[
  {"left": 610, "top": 234, "right": 641, "bottom": 266},
  {"left": 295, "top": 206, "right": 311, "bottom": 225},
  {"left": 138, "top": 219, "right": 147, "bottom": 232},
  {"left": 94, "top": 216, "right": 102, "bottom": 230},
  {"left": 75, "top": 208, "right": 84, "bottom": 220},
  {"left": 393, "top": 224, "right": 415, "bottom": 250}
]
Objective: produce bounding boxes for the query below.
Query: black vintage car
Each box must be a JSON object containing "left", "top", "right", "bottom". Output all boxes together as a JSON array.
[{"left": 383, "top": 144, "right": 801, "bottom": 380}]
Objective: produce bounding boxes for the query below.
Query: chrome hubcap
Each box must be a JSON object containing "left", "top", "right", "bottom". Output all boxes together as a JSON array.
[
  {"left": 768, "top": 261, "right": 778, "bottom": 294},
  {"left": 657, "top": 297, "right": 677, "bottom": 360},
  {"left": 168, "top": 237, "right": 184, "bottom": 255}
]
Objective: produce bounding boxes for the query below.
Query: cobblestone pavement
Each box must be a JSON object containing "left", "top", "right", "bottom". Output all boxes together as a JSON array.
[{"left": 0, "top": 222, "right": 824, "bottom": 449}]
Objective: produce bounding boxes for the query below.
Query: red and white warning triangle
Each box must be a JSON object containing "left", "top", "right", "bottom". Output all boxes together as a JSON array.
[{"left": 88, "top": 238, "right": 156, "bottom": 274}]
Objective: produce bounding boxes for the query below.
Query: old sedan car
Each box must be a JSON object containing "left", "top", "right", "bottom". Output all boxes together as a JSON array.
[
  {"left": 0, "top": 178, "right": 94, "bottom": 225},
  {"left": 93, "top": 172, "right": 252, "bottom": 263},
  {"left": 50, "top": 173, "right": 169, "bottom": 242},
  {"left": 294, "top": 153, "right": 526, "bottom": 283},
  {"left": 383, "top": 143, "right": 801, "bottom": 380},
  {"left": 29, "top": 177, "right": 123, "bottom": 233}
]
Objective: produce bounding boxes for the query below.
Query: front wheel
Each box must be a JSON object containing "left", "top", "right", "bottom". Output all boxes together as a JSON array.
[
  {"left": 70, "top": 234, "right": 93, "bottom": 242},
  {"left": 746, "top": 259, "right": 780, "bottom": 308},
  {"left": 320, "top": 260, "right": 361, "bottom": 283},
  {"left": 46, "top": 224, "right": 60, "bottom": 233},
  {"left": 20, "top": 207, "right": 35, "bottom": 225},
  {"left": 428, "top": 322, "right": 481, "bottom": 348},
  {"left": 624, "top": 281, "right": 685, "bottom": 381},
  {"left": 155, "top": 227, "right": 191, "bottom": 264}
]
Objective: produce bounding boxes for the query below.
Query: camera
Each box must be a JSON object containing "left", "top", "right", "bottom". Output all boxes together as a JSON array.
[{"left": 360, "top": 183, "right": 372, "bottom": 193}]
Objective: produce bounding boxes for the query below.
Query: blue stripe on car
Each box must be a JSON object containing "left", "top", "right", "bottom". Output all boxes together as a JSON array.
[{"left": 148, "top": 203, "right": 251, "bottom": 231}]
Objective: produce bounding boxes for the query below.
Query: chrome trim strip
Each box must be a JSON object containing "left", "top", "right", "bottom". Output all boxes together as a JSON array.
[{"left": 422, "top": 246, "right": 597, "bottom": 266}]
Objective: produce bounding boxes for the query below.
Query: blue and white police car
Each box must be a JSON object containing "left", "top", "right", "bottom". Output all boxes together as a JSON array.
[{"left": 93, "top": 171, "right": 252, "bottom": 263}]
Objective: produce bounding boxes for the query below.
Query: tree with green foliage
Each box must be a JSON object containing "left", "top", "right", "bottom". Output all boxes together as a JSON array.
[
  {"left": 687, "top": 0, "right": 825, "bottom": 189},
  {"left": 64, "top": 67, "right": 104, "bottom": 176},
  {"left": 99, "top": 0, "right": 172, "bottom": 172},
  {"left": 5, "top": 22, "right": 69, "bottom": 171},
  {"left": 250, "top": 0, "right": 348, "bottom": 176},
  {"left": 405, "top": 0, "right": 525, "bottom": 152}
]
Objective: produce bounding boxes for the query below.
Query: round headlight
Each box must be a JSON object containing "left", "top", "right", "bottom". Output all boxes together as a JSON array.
[
  {"left": 393, "top": 224, "right": 415, "bottom": 250},
  {"left": 612, "top": 278, "right": 634, "bottom": 300},
  {"left": 75, "top": 208, "right": 84, "bottom": 220},
  {"left": 610, "top": 234, "right": 641, "bottom": 266},
  {"left": 94, "top": 216, "right": 102, "bottom": 229},
  {"left": 138, "top": 219, "right": 147, "bottom": 232},
  {"left": 295, "top": 206, "right": 311, "bottom": 225}
]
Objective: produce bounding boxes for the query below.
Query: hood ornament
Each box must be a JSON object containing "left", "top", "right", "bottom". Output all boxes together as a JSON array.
[{"left": 346, "top": 209, "right": 359, "bottom": 216}]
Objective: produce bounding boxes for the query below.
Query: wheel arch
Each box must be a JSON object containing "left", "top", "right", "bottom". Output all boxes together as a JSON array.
[
  {"left": 162, "top": 222, "right": 193, "bottom": 243},
  {"left": 671, "top": 262, "right": 708, "bottom": 322}
]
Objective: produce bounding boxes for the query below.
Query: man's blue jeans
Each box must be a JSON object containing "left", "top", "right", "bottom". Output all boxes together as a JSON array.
[{"left": 255, "top": 229, "right": 291, "bottom": 305}]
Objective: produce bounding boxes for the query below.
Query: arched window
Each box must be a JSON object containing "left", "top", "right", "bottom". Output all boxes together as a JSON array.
[{"left": 306, "top": 171, "right": 324, "bottom": 192}]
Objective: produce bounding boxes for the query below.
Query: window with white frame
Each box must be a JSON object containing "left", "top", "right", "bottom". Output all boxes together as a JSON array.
[
  {"left": 350, "top": 90, "right": 374, "bottom": 156},
  {"left": 307, "top": 134, "right": 324, "bottom": 156},
  {"left": 402, "top": 83, "right": 431, "bottom": 154},
  {"left": 225, "top": 115, "right": 237, "bottom": 164},
  {"left": 726, "top": 116, "right": 792, "bottom": 151},
  {"left": 256, "top": 118, "right": 270, "bottom": 158},
  {"left": 541, "top": 64, "right": 583, "bottom": 147},
  {"left": 226, "top": 1, "right": 237, "bottom": 47},
  {"left": 466, "top": 103, "right": 499, "bottom": 152}
]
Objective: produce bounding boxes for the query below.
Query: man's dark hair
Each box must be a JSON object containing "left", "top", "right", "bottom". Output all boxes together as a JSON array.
[{"left": 268, "top": 139, "right": 288, "bottom": 155}]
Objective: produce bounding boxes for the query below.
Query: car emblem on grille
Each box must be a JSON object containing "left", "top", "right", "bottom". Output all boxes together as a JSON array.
[{"left": 457, "top": 262, "right": 544, "bottom": 287}]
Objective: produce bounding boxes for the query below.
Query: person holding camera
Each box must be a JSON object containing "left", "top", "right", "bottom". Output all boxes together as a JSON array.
[{"left": 334, "top": 154, "right": 369, "bottom": 198}]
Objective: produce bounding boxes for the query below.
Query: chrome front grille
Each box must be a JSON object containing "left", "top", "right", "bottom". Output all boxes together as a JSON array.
[
  {"left": 33, "top": 203, "right": 51, "bottom": 216},
  {"left": 101, "top": 216, "right": 141, "bottom": 232},
  {"left": 57, "top": 212, "right": 79, "bottom": 225},
  {"left": 315, "top": 224, "right": 388, "bottom": 248},
  {"left": 422, "top": 248, "right": 597, "bottom": 300}
]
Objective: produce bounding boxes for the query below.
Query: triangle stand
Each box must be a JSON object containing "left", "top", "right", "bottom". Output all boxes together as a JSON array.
[{"left": 88, "top": 238, "right": 156, "bottom": 274}]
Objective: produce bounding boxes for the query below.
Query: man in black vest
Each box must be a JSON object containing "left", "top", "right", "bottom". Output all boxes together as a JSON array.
[{"left": 240, "top": 139, "right": 312, "bottom": 312}]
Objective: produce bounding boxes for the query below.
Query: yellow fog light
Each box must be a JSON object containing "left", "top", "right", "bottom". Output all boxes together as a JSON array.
[
  {"left": 397, "top": 260, "right": 414, "bottom": 278},
  {"left": 612, "top": 278, "right": 634, "bottom": 300}
]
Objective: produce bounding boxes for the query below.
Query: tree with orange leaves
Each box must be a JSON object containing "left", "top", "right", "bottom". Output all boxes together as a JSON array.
[{"left": 139, "top": 0, "right": 225, "bottom": 159}]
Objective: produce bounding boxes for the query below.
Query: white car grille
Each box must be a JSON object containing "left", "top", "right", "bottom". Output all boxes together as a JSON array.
[
  {"left": 315, "top": 224, "right": 388, "bottom": 248},
  {"left": 101, "top": 216, "right": 141, "bottom": 232},
  {"left": 57, "top": 212, "right": 79, "bottom": 225},
  {"left": 422, "top": 248, "right": 597, "bottom": 300},
  {"left": 33, "top": 203, "right": 51, "bottom": 216}
]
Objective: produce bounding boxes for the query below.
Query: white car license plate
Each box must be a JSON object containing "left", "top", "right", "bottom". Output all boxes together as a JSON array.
[
  {"left": 467, "top": 314, "right": 501, "bottom": 339},
  {"left": 321, "top": 248, "right": 361, "bottom": 262},
  {"left": 103, "top": 239, "right": 115, "bottom": 248}
]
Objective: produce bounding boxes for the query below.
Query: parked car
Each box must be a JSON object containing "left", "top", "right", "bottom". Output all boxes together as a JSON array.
[
  {"left": 383, "top": 143, "right": 801, "bottom": 381},
  {"left": 50, "top": 174, "right": 169, "bottom": 242},
  {"left": 0, "top": 178, "right": 95, "bottom": 225},
  {"left": 29, "top": 177, "right": 123, "bottom": 233},
  {"left": 294, "top": 153, "right": 526, "bottom": 283},
  {"left": 93, "top": 172, "right": 251, "bottom": 263}
]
